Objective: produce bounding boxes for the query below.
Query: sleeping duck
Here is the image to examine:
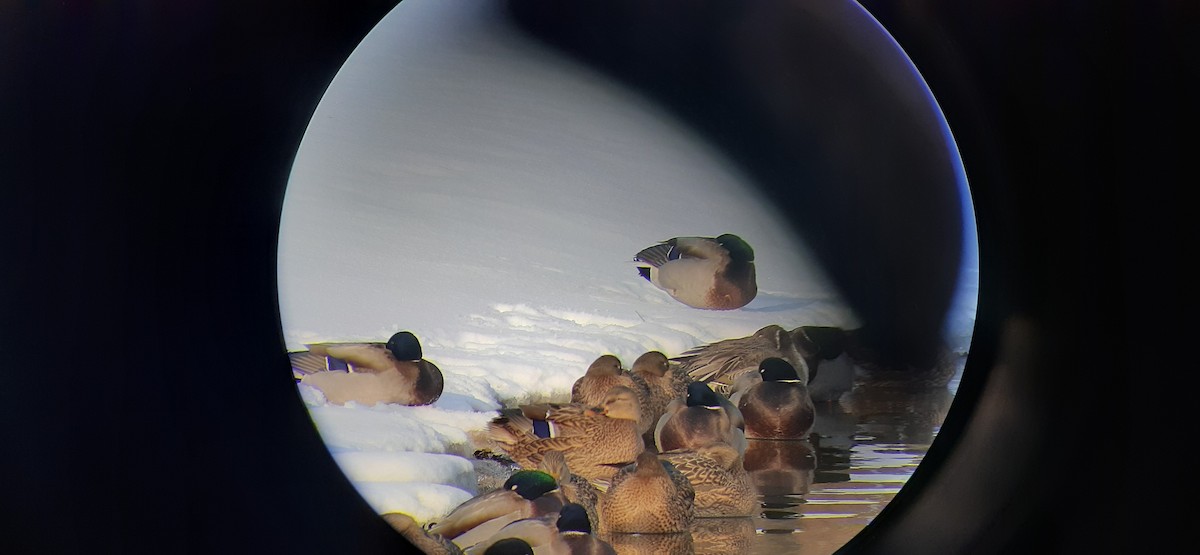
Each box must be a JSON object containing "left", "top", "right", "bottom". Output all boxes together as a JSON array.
[
  {"left": 732, "top": 358, "right": 816, "bottom": 440},
  {"left": 426, "top": 470, "right": 566, "bottom": 552},
  {"left": 633, "top": 234, "right": 757, "bottom": 310},
  {"left": 673, "top": 324, "right": 854, "bottom": 397},
  {"left": 596, "top": 450, "right": 696, "bottom": 534},
  {"left": 627, "top": 351, "right": 682, "bottom": 444},
  {"left": 487, "top": 386, "right": 646, "bottom": 482},
  {"left": 289, "top": 330, "right": 444, "bottom": 406},
  {"left": 654, "top": 381, "right": 746, "bottom": 455},
  {"left": 569, "top": 355, "right": 636, "bottom": 408},
  {"left": 658, "top": 442, "right": 758, "bottom": 517}
]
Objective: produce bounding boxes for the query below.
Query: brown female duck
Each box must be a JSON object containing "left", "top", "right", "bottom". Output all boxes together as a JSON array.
[
  {"left": 487, "top": 386, "right": 645, "bottom": 482},
  {"left": 658, "top": 442, "right": 757, "bottom": 517},
  {"left": 570, "top": 355, "right": 636, "bottom": 408},
  {"left": 596, "top": 450, "right": 696, "bottom": 534}
]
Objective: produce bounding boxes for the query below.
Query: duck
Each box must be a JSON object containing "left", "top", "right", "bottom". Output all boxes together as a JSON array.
[
  {"left": 654, "top": 381, "right": 746, "bottom": 455},
  {"left": 535, "top": 451, "right": 600, "bottom": 531},
  {"left": 380, "top": 512, "right": 464, "bottom": 555},
  {"left": 570, "top": 355, "right": 636, "bottom": 408},
  {"left": 464, "top": 503, "right": 617, "bottom": 555},
  {"left": 658, "top": 442, "right": 758, "bottom": 517},
  {"left": 633, "top": 233, "right": 757, "bottom": 310},
  {"left": 627, "top": 351, "right": 681, "bottom": 443},
  {"left": 595, "top": 450, "right": 695, "bottom": 534},
  {"left": 426, "top": 470, "right": 566, "bottom": 551},
  {"left": 487, "top": 386, "right": 645, "bottom": 482},
  {"left": 677, "top": 324, "right": 857, "bottom": 395},
  {"left": 288, "top": 330, "right": 444, "bottom": 406},
  {"left": 732, "top": 358, "right": 815, "bottom": 440}
]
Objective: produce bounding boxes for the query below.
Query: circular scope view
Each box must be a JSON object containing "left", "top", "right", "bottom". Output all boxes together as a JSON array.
[{"left": 277, "top": 1, "right": 978, "bottom": 553}]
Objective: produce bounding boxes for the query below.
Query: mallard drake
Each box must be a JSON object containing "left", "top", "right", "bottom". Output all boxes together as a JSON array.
[
  {"left": 570, "top": 355, "right": 636, "bottom": 408},
  {"left": 596, "top": 450, "right": 695, "bottom": 534},
  {"left": 535, "top": 451, "right": 600, "bottom": 532},
  {"left": 289, "top": 331, "right": 444, "bottom": 406},
  {"left": 487, "top": 386, "right": 645, "bottom": 482},
  {"left": 426, "top": 470, "right": 566, "bottom": 551},
  {"left": 464, "top": 503, "right": 617, "bottom": 555},
  {"left": 633, "top": 234, "right": 757, "bottom": 310},
  {"left": 658, "top": 442, "right": 757, "bottom": 517},
  {"left": 654, "top": 381, "right": 746, "bottom": 455},
  {"left": 675, "top": 325, "right": 856, "bottom": 396},
  {"left": 380, "top": 512, "right": 464, "bottom": 555},
  {"left": 732, "top": 358, "right": 815, "bottom": 440}
]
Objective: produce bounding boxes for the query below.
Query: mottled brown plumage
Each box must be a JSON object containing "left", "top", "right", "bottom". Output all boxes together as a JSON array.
[
  {"left": 487, "top": 387, "right": 645, "bottom": 482},
  {"left": 658, "top": 443, "right": 757, "bottom": 517},
  {"left": 596, "top": 450, "right": 695, "bottom": 534},
  {"left": 628, "top": 351, "right": 679, "bottom": 444},
  {"left": 536, "top": 451, "right": 600, "bottom": 531},
  {"left": 570, "top": 355, "right": 635, "bottom": 408}
]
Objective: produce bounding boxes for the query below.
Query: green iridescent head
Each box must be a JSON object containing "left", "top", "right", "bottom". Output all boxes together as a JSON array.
[{"left": 502, "top": 470, "right": 559, "bottom": 500}]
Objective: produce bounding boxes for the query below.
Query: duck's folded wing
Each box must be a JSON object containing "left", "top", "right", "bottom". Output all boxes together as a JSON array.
[
  {"left": 670, "top": 236, "right": 730, "bottom": 261},
  {"left": 288, "top": 351, "right": 332, "bottom": 379},
  {"left": 427, "top": 489, "right": 527, "bottom": 539},
  {"left": 682, "top": 350, "right": 758, "bottom": 386},
  {"left": 464, "top": 517, "right": 558, "bottom": 555},
  {"left": 313, "top": 343, "right": 393, "bottom": 373},
  {"left": 634, "top": 241, "right": 677, "bottom": 268}
]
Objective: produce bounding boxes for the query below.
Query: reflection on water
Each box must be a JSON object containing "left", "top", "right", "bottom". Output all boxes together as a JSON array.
[
  {"left": 600, "top": 370, "right": 960, "bottom": 555},
  {"left": 747, "top": 382, "right": 957, "bottom": 555}
]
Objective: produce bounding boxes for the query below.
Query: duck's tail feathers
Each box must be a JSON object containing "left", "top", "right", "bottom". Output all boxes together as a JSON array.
[{"left": 488, "top": 414, "right": 540, "bottom": 445}]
